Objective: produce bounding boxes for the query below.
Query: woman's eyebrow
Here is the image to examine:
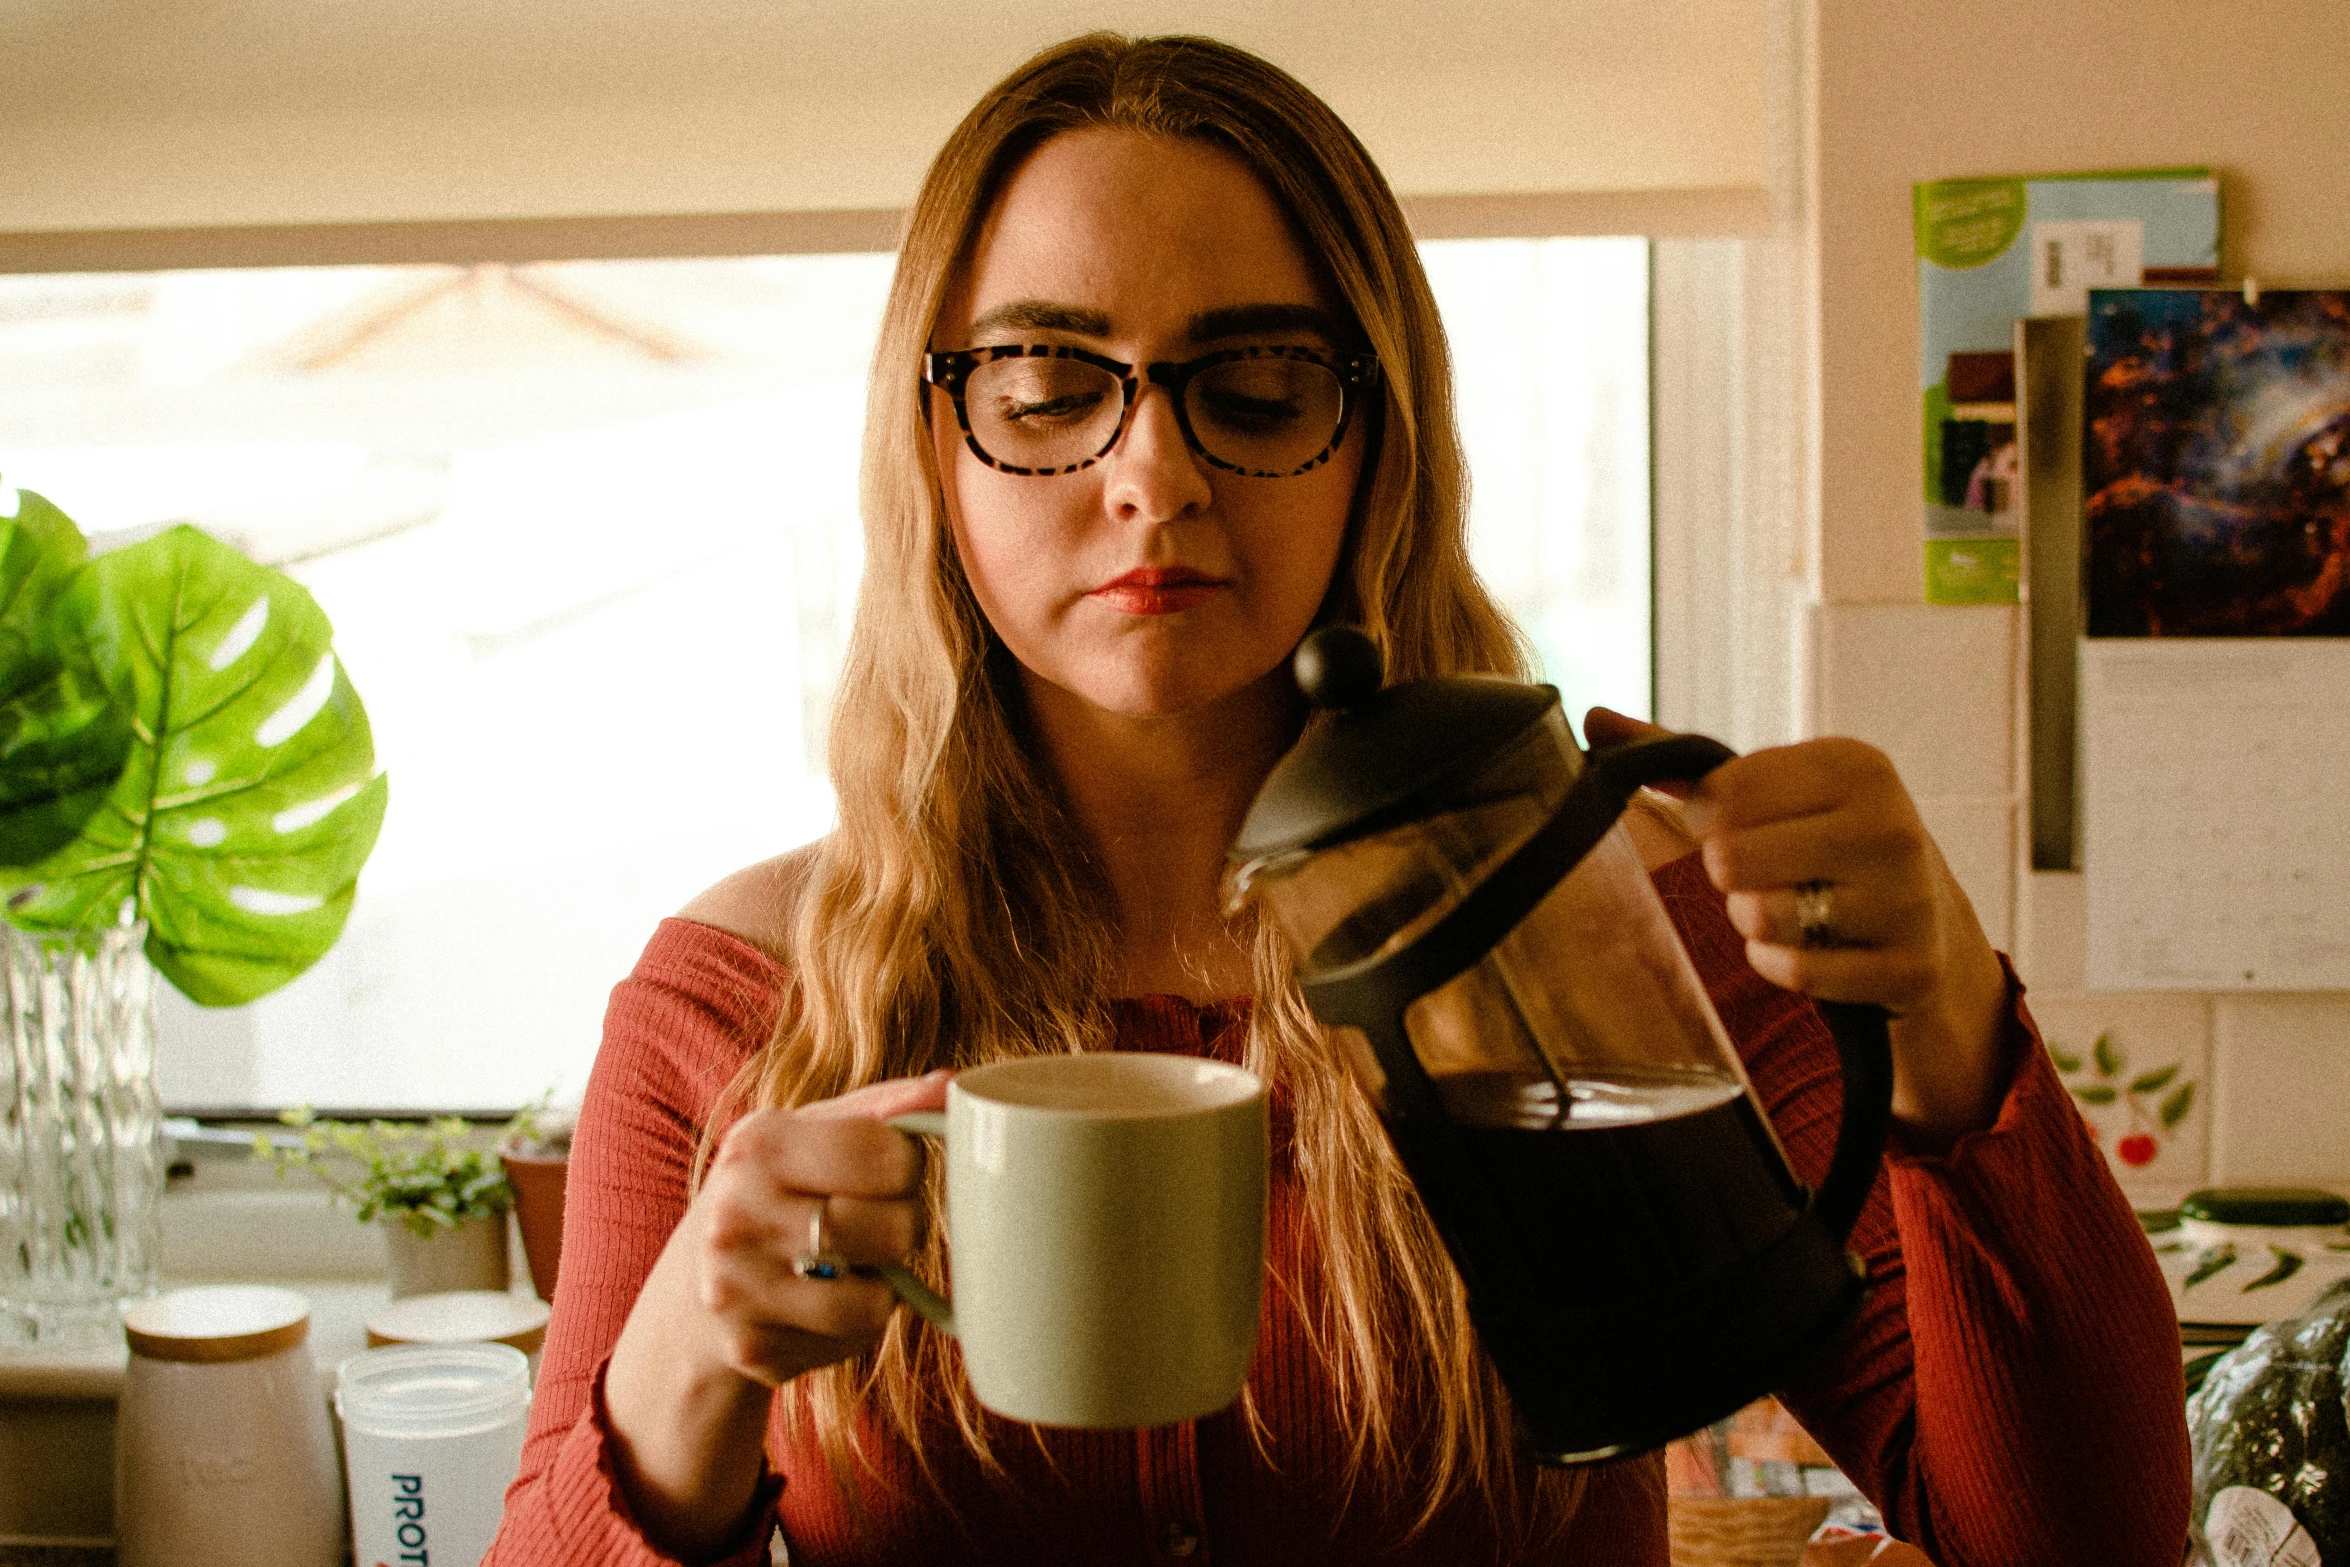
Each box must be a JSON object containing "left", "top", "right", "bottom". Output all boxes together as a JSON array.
[
  {"left": 966, "top": 300, "right": 1111, "bottom": 337},
  {"left": 1187, "top": 303, "right": 1345, "bottom": 343}
]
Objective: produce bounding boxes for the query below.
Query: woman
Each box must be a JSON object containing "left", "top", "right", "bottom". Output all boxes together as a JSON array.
[{"left": 490, "top": 34, "right": 2188, "bottom": 1567}]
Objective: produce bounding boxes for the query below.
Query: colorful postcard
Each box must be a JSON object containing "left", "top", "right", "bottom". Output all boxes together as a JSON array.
[
  {"left": 2083, "top": 288, "right": 2350, "bottom": 637},
  {"left": 1915, "top": 169, "right": 2221, "bottom": 604}
]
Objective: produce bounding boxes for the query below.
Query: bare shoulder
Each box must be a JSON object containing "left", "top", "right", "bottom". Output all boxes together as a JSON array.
[{"left": 678, "top": 844, "right": 822, "bottom": 962}]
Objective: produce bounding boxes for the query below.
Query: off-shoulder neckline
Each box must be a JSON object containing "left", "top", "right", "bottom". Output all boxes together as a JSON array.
[{"left": 660, "top": 920, "right": 1252, "bottom": 1012}]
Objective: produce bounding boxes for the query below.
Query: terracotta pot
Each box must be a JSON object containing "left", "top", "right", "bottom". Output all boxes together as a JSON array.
[
  {"left": 500, "top": 1148, "right": 568, "bottom": 1303},
  {"left": 382, "top": 1212, "right": 509, "bottom": 1299}
]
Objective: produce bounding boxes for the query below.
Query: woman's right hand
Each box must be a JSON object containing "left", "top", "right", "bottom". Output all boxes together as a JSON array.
[
  {"left": 602, "top": 1069, "right": 951, "bottom": 1558},
  {"left": 681, "top": 1070, "right": 949, "bottom": 1385}
]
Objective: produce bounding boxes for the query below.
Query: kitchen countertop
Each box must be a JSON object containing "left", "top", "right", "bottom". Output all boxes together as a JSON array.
[
  {"left": 0, "top": 1279, "right": 406, "bottom": 1559},
  {"left": 1, "top": 1159, "right": 539, "bottom": 1554}
]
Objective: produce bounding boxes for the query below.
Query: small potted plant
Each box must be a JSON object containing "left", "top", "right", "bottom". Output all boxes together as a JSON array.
[
  {"left": 258, "top": 1109, "right": 524, "bottom": 1298},
  {"left": 0, "top": 482, "right": 386, "bottom": 1338}
]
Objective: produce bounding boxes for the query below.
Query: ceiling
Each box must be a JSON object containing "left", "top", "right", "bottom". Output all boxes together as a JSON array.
[{"left": 1, "top": 0, "right": 1773, "bottom": 231}]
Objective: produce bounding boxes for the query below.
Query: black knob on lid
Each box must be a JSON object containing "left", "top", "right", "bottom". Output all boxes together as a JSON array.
[
  {"left": 1294, "top": 626, "right": 1383, "bottom": 711},
  {"left": 1231, "top": 625, "right": 1562, "bottom": 860}
]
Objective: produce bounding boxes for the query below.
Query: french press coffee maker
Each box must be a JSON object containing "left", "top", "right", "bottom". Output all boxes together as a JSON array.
[{"left": 1228, "top": 627, "right": 1894, "bottom": 1463}]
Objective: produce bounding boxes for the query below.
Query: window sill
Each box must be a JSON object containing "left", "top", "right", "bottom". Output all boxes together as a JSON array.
[{"left": 0, "top": 1278, "right": 396, "bottom": 1403}]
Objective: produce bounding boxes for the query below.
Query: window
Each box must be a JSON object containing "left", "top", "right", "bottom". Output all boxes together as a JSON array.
[
  {"left": 1426, "top": 238, "right": 1649, "bottom": 725},
  {"left": 0, "top": 238, "right": 1648, "bottom": 1112}
]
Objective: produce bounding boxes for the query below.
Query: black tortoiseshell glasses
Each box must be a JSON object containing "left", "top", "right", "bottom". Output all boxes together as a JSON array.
[{"left": 922, "top": 344, "right": 1381, "bottom": 478}]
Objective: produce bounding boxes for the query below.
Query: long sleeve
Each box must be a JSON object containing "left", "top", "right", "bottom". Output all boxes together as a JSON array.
[
  {"left": 1655, "top": 853, "right": 2190, "bottom": 1566},
  {"left": 487, "top": 919, "right": 789, "bottom": 1567}
]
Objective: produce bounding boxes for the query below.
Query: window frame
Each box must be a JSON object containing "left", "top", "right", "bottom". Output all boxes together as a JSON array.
[{"left": 4, "top": 200, "right": 1794, "bottom": 1119}]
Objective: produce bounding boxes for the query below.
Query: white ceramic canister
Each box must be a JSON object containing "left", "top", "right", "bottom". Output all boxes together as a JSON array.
[
  {"left": 338, "top": 1341, "right": 532, "bottom": 1567},
  {"left": 115, "top": 1285, "right": 345, "bottom": 1567}
]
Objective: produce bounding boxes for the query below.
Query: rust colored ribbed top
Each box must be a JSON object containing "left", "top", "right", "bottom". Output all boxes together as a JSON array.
[{"left": 488, "top": 856, "right": 2188, "bottom": 1566}]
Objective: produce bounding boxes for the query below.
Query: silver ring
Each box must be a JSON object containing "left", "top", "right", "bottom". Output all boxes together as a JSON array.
[
  {"left": 790, "top": 1197, "right": 848, "bottom": 1281},
  {"left": 1795, "top": 880, "right": 1837, "bottom": 950}
]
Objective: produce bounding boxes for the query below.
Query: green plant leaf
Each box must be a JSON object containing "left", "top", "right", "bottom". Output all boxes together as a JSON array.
[
  {"left": 2071, "top": 1083, "right": 2118, "bottom": 1106},
  {"left": 2161, "top": 1082, "right": 2196, "bottom": 1128},
  {"left": 2129, "top": 1064, "right": 2180, "bottom": 1096},
  {"left": 0, "top": 489, "right": 132, "bottom": 864},
  {"left": 2048, "top": 1043, "right": 2083, "bottom": 1074},
  {"left": 2245, "top": 1247, "right": 2304, "bottom": 1293},
  {"left": 251, "top": 1110, "right": 511, "bottom": 1229},
  {"left": 2093, "top": 1031, "right": 2123, "bottom": 1077},
  {"left": 2, "top": 526, "right": 387, "bottom": 1004}
]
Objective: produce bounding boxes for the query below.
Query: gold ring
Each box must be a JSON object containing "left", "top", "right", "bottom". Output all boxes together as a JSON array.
[
  {"left": 791, "top": 1197, "right": 848, "bottom": 1281},
  {"left": 1795, "top": 880, "right": 1837, "bottom": 950}
]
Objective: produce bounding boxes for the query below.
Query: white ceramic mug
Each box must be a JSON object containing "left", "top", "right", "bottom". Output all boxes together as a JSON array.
[{"left": 879, "top": 1052, "right": 1267, "bottom": 1429}]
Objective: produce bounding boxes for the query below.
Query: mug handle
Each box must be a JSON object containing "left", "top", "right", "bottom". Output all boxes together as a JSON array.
[{"left": 876, "top": 1112, "right": 955, "bottom": 1336}]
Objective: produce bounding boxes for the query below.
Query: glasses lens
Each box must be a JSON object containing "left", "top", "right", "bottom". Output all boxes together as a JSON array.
[
  {"left": 963, "top": 356, "right": 1124, "bottom": 471},
  {"left": 1186, "top": 356, "right": 1347, "bottom": 475}
]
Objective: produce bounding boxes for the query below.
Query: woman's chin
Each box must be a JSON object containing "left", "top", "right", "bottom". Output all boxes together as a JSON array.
[{"left": 1029, "top": 654, "right": 1295, "bottom": 728}]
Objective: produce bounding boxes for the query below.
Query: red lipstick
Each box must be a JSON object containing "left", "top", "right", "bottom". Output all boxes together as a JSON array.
[{"left": 1088, "top": 566, "right": 1229, "bottom": 615}]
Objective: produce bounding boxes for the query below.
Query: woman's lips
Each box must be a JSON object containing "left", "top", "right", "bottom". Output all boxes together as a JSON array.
[{"left": 1088, "top": 567, "right": 1230, "bottom": 615}]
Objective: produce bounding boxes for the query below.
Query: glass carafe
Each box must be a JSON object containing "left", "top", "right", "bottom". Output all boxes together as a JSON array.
[{"left": 1229, "top": 628, "right": 1893, "bottom": 1462}]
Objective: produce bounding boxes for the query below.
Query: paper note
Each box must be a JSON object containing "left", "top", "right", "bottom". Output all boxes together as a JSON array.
[
  {"left": 2083, "top": 640, "right": 2350, "bottom": 990},
  {"left": 2027, "top": 219, "right": 2144, "bottom": 317}
]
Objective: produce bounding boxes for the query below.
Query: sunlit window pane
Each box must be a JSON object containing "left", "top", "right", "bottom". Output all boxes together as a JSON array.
[
  {"left": 0, "top": 241, "right": 1647, "bottom": 1111},
  {"left": 1422, "top": 237, "right": 1652, "bottom": 727}
]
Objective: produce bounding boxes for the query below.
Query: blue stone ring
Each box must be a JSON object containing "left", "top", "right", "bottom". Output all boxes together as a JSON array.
[{"left": 791, "top": 1198, "right": 849, "bottom": 1281}]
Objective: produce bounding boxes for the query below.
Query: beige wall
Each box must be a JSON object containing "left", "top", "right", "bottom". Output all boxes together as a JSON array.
[
  {"left": 1812, "top": 0, "right": 2350, "bottom": 603},
  {"left": 1807, "top": 0, "right": 2350, "bottom": 1209},
  {"left": 1, "top": 0, "right": 1767, "bottom": 233}
]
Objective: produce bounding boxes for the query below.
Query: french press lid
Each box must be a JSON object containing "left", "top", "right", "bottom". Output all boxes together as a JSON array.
[{"left": 1232, "top": 626, "right": 1558, "bottom": 861}]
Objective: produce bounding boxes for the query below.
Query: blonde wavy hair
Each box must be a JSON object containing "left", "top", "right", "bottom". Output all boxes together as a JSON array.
[{"left": 712, "top": 30, "right": 1583, "bottom": 1541}]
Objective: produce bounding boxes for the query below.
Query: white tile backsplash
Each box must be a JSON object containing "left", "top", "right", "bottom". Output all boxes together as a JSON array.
[
  {"left": 2210, "top": 996, "right": 2350, "bottom": 1189},
  {"left": 2026, "top": 992, "right": 2211, "bottom": 1205},
  {"left": 1914, "top": 795, "right": 2015, "bottom": 955},
  {"left": 1814, "top": 602, "right": 2016, "bottom": 797},
  {"left": 1814, "top": 595, "right": 2350, "bottom": 1203},
  {"left": 2017, "top": 870, "right": 2086, "bottom": 995}
]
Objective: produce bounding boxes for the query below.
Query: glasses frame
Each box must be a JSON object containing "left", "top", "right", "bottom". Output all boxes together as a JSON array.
[{"left": 922, "top": 342, "right": 1382, "bottom": 478}]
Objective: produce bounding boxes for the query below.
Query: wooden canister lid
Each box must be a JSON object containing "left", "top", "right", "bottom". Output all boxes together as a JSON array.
[
  {"left": 366, "top": 1289, "right": 551, "bottom": 1356},
  {"left": 124, "top": 1285, "right": 311, "bottom": 1364}
]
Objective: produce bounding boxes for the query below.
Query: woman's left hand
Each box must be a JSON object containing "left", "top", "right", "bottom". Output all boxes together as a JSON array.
[{"left": 1586, "top": 709, "right": 2014, "bottom": 1148}]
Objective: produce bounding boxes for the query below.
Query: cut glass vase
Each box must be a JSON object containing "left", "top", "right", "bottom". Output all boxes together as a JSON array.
[{"left": 0, "top": 923, "right": 165, "bottom": 1344}]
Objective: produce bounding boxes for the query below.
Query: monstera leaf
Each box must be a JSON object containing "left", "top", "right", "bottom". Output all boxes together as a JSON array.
[
  {"left": 4, "top": 525, "right": 388, "bottom": 1005},
  {"left": 0, "top": 489, "right": 131, "bottom": 863}
]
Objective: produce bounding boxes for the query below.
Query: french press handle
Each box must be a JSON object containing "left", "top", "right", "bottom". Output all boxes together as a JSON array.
[{"left": 1574, "top": 733, "right": 1895, "bottom": 1247}]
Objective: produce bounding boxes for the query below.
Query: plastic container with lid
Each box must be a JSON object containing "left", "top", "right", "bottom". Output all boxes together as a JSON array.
[
  {"left": 337, "top": 1340, "right": 533, "bottom": 1567},
  {"left": 114, "top": 1285, "right": 345, "bottom": 1567}
]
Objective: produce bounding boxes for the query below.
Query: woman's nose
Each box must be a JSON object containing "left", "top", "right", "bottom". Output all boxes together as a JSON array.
[{"left": 1101, "top": 385, "right": 1212, "bottom": 523}]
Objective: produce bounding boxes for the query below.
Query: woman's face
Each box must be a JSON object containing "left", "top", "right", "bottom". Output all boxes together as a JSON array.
[{"left": 930, "top": 128, "right": 1364, "bottom": 722}]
